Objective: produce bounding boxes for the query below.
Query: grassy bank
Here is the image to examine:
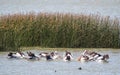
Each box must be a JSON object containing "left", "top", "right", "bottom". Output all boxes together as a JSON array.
[
  {"left": 0, "top": 12, "right": 120, "bottom": 51},
  {"left": 20, "top": 47, "right": 119, "bottom": 51}
]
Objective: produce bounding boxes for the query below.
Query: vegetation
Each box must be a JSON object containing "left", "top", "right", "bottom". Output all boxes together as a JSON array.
[{"left": 0, "top": 12, "right": 120, "bottom": 51}]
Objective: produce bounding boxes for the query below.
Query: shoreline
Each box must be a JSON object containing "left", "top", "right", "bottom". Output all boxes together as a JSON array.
[
  {"left": 20, "top": 47, "right": 120, "bottom": 51},
  {"left": 0, "top": 47, "right": 120, "bottom": 52}
]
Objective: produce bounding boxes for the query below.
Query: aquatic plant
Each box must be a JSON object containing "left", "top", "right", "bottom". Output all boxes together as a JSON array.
[{"left": 0, "top": 12, "right": 119, "bottom": 51}]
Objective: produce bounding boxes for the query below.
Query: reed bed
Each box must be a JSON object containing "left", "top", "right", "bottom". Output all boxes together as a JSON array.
[{"left": 0, "top": 12, "right": 119, "bottom": 51}]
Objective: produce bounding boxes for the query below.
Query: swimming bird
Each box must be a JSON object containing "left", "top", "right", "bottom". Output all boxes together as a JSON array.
[{"left": 78, "top": 67, "right": 82, "bottom": 70}]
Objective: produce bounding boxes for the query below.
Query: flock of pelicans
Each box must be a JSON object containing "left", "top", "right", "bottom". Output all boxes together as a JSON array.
[{"left": 7, "top": 50, "right": 109, "bottom": 63}]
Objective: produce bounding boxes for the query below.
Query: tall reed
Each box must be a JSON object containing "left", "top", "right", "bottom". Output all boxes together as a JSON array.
[{"left": 0, "top": 12, "right": 119, "bottom": 51}]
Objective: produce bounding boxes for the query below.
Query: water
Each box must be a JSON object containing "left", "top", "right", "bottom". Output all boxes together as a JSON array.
[
  {"left": 0, "top": 49, "right": 120, "bottom": 75},
  {"left": 0, "top": 0, "right": 120, "bottom": 19}
]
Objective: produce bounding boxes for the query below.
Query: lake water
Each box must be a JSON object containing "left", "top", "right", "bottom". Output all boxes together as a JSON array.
[
  {"left": 0, "top": 1, "right": 120, "bottom": 74},
  {"left": 0, "top": 0, "right": 120, "bottom": 19},
  {"left": 0, "top": 49, "right": 120, "bottom": 75}
]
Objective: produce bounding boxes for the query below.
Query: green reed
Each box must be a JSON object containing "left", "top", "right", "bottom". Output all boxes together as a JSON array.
[{"left": 0, "top": 12, "right": 119, "bottom": 51}]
